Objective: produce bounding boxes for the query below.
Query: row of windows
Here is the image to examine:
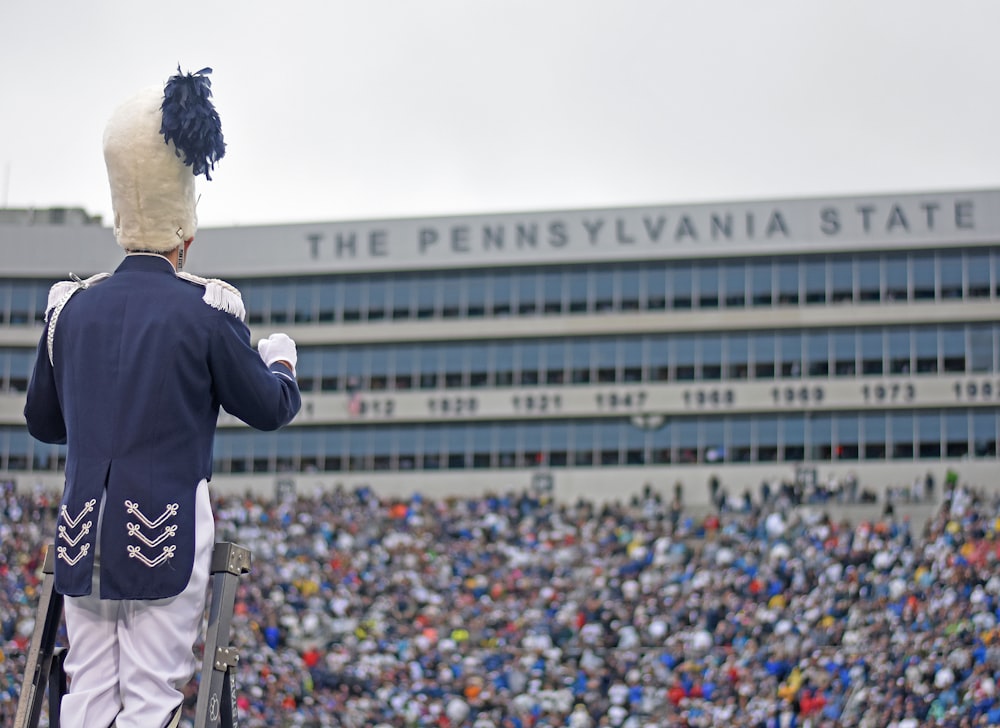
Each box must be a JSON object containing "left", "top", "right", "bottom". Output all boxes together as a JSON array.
[
  {"left": 8, "top": 409, "right": 999, "bottom": 473},
  {"left": 2, "top": 323, "right": 997, "bottom": 394},
  {"left": 236, "top": 248, "right": 1000, "bottom": 324},
  {"left": 3, "top": 247, "right": 1000, "bottom": 327}
]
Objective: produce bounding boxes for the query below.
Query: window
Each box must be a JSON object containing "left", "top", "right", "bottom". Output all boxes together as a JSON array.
[
  {"left": 912, "top": 253, "right": 936, "bottom": 300},
  {"left": 472, "top": 425, "right": 493, "bottom": 469},
  {"left": 622, "top": 338, "right": 644, "bottom": 382},
  {"left": 757, "top": 416, "right": 779, "bottom": 462},
  {"left": 521, "top": 422, "right": 546, "bottom": 469},
  {"left": 293, "top": 281, "right": 315, "bottom": 323},
  {"left": 939, "top": 255, "right": 962, "bottom": 299},
  {"left": 648, "top": 337, "right": 669, "bottom": 382},
  {"left": 779, "top": 333, "right": 802, "bottom": 378},
  {"left": 393, "top": 345, "right": 416, "bottom": 390},
  {"left": 915, "top": 328, "right": 938, "bottom": 373},
  {"left": 597, "top": 421, "right": 621, "bottom": 465},
  {"left": 670, "top": 263, "right": 693, "bottom": 309},
  {"left": 889, "top": 413, "right": 913, "bottom": 459},
  {"left": 834, "top": 415, "right": 859, "bottom": 460},
  {"left": 392, "top": 276, "right": 413, "bottom": 319},
  {"left": 548, "top": 422, "right": 569, "bottom": 467},
  {"left": 344, "top": 349, "right": 368, "bottom": 392},
  {"left": 941, "top": 329, "right": 966, "bottom": 373},
  {"left": 373, "top": 427, "right": 395, "bottom": 471},
  {"left": 810, "top": 414, "right": 833, "bottom": 461},
  {"left": 253, "top": 432, "right": 273, "bottom": 473},
  {"left": 857, "top": 256, "right": 880, "bottom": 302},
  {"left": 804, "top": 259, "right": 826, "bottom": 304},
  {"left": 969, "top": 325, "right": 995, "bottom": 373},
  {"left": 443, "top": 344, "right": 466, "bottom": 389},
  {"left": 419, "top": 345, "right": 440, "bottom": 389},
  {"left": 421, "top": 427, "right": 442, "bottom": 470},
  {"left": 700, "top": 335, "right": 722, "bottom": 381},
  {"left": 323, "top": 430, "right": 344, "bottom": 472},
  {"left": 729, "top": 417, "right": 752, "bottom": 462},
  {"left": 645, "top": 266, "right": 666, "bottom": 310},
  {"left": 397, "top": 428, "right": 417, "bottom": 471},
  {"left": 318, "top": 281, "right": 339, "bottom": 322},
  {"left": 674, "top": 335, "right": 696, "bottom": 381},
  {"left": 542, "top": 269, "right": 564, "bottom": 314},
  {"left": 369, "top": 347, "right": 391, "bottom": 391},
  {"left": 806, "top": 332, "right": 829, "bottom": 377},
  {"left": 490, "top": 274, "right": 513, "bottom": 317},
  {"left": 918, "top": 412, "right": 942, "bottom": 459},
  {"left": 367, "top": 278, "right": 387, "bottom": 321},
  {"left": 888, "top": 329, "right": 911, "bottom": 374},
  {"left": 752, "top": 334, "right": 775, "bottom": 379},
  {"left": 697, "top": 264, "right": 719, "bottom": 308},
  {"left": 6, "top": 429, "right": 28, "bottom": 470},
  {"left": 572, "top": 422, "right": 594, "bottom": 466},
  {"left": 863, "top": 414, "right": 886, "bottom": 459},
  {"left": 676, "top": 419, "right": 698, "bottom": 463},
  {"left": 624, "top": 422, "right": 646, "bottom": 465},
  {"left": 777, "top": 260, "right": 799, "bottom": 305},
  {"left": 967, "top": 251, "right": 991, "bottom": 298},
  {"left": 469, "top": 345, "right": 490, "bottom": 388},
  {"left": 519, "top": 342, "right": 541, "bottom": 386},
  {"left": 593, "top": 270, "right": 614, "bottom": 312},
  {"left": 441, "top": 275, "right": 461, "bottom": 318},
  {"left": 723, "top": 263, "right": 746, "bottom": 307},
  {"left": 830, "top": 258, "right": 853, "bottom": 303},
  {"left": 973, "top": 411, "right": 997, "bottom": 457},
  {"left": 494, "top": 343, "right": 515, "bottom": 387},
  {"left": 342, "top": 278, "right": 363, "bottom": 321},
  {"left": 244, "top": 285, "right": 266, "bottom": 325},
  {"left": 860, "top": 330, "right": 883, "bottom": 375},
  {"left": 751, "top": 262, "right": 772, "bottom": 306},
  {"left": 702, "top": 419, "right": 725, "bottom": 463},
  {"left": 726, "top": 335, "right": 749, "bottom": 380},
  {"left": 544, "top": 340, "right": 567, "bottom": 385},
  {"left": 594, "top": 339, "right": 616, "bottom": 383},
  {"left": 466, "top": 272, "right": 488, "bottom": 317},
  {"left": 446, "top": 425, "right": 468, "bottom": 469},
  {"left": 568, "top": 268, "right": 590, "bottom": 313},
  {"left": 781, "top": 416, "right": 805, "bottom": 462},
  {"left": 885, "top": 256, "right": 907, "bottom": 301},
  {"left": 321, "top": 349, "right": 341, "bottom": 392},
  {"left": 299, "top": 429, "right": 321, "bottom": 472},
  {"left": 416, "top": 276, "right": 439, "bottom": 319},
  {"left": 5, "top": 349, "right": 33, "bottom": 392},
  {"left": 275, "top": 430, "right": 295, "bottom": 472},
  {"left": 620, "top": 267, "right": 642, "bottom": 311},
  {"left": 7, "top": 283, "right": 30, "bottom": 326},
  {"left": 650, "top": 421, "right": 672, "bottom": 464}
]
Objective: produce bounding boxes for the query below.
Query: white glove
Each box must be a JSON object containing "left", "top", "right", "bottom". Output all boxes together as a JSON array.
[{"left": 257, "top": 333, "right": 297, "bottom": 376}]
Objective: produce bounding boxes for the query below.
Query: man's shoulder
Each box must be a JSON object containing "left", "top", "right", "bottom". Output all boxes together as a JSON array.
[
  {"left": 175, "top": 272, "right": 246, "bottom": 322},
  {"left": 45, "top": 273, "right": 112, "bottom": 321}
]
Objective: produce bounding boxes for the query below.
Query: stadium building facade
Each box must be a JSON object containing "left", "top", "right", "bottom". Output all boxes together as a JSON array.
[{"left": 2, "top": 189, "right": 1000, "bottom": 505}]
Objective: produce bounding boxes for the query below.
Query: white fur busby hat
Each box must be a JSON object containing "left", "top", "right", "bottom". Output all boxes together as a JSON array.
[{"left": 103, "top": 66, "right": 225, "bottom": 252}]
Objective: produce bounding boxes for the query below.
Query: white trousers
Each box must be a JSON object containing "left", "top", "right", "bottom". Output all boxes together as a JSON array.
[{"left": 60, "top": 480, "right": 215, "bottom": 728}]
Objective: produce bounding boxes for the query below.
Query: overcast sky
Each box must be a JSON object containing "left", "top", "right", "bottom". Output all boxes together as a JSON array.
[{"left": 2, "top": 1, "right": 999, "bottom": 229}]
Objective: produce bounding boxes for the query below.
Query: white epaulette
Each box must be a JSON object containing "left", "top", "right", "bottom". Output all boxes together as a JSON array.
[
  {"left": 46, "top": 273, "right": 111, "bottom": 366},
  {"left": 176, "top": 271, "right": 247, "bottom": 322}
]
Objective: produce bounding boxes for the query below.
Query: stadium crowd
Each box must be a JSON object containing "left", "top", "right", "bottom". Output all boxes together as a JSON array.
[{"left": 2, "top": 474, "right": 1000, "bottom": 728}]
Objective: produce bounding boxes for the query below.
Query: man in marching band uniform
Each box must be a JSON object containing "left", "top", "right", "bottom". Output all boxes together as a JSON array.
[{"left": 24, "top": 67, "right": 301, "bottom": 728}]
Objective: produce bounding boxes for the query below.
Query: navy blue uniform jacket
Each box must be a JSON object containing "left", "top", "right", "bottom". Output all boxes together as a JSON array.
[{"left": 24, "top": 254, "right": 301, "bottom": 599}]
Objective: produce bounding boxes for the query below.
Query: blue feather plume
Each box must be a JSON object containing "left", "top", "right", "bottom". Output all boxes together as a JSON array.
[{"left": 160, "top": 66, "right": 226, "bottom": 180}]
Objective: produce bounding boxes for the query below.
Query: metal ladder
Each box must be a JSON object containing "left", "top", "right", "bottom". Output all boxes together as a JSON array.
[{"left": 14, "top": 542, "right": 252, "bottom": 728}]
